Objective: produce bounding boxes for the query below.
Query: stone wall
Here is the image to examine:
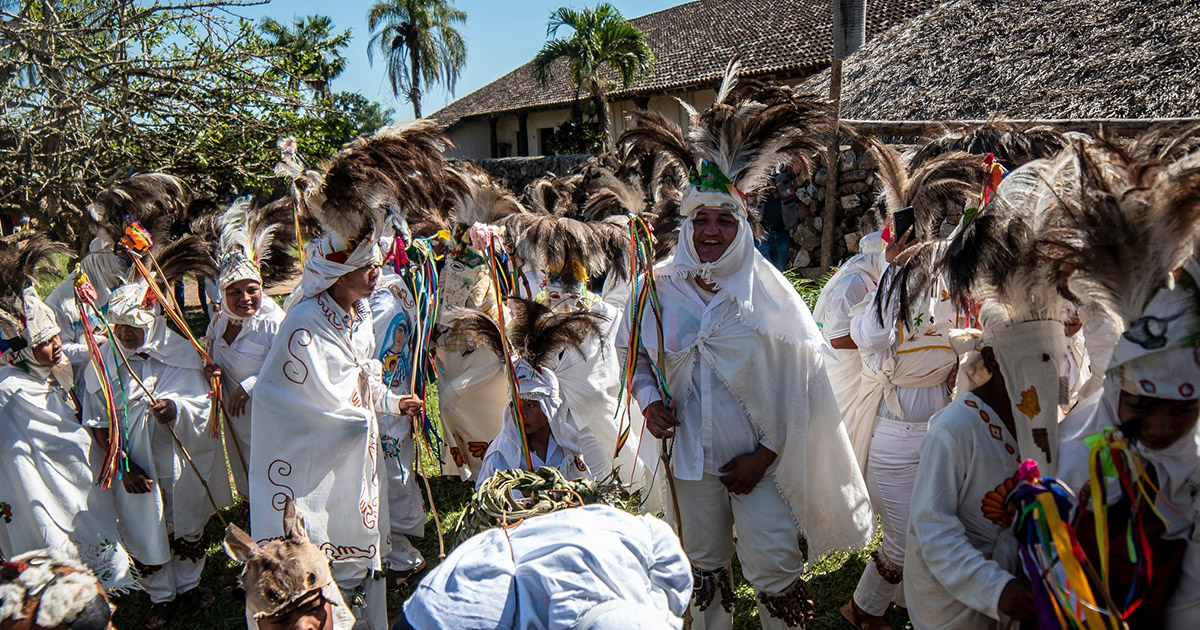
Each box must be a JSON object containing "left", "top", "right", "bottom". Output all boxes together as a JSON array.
[
  {"left": 779, "top": 145, "right": 888, "bottom": 278},
  {"left": 468, "top": 154, "right": 594, "bottom": 192}
]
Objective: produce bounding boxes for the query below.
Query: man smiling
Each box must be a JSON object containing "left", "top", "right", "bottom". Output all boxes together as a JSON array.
[{"left": 619, "top": 147, "right": 873, "bottom": 628}]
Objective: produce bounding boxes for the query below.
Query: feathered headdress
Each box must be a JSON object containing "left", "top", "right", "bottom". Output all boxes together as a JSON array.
[
  {"left": 0, "top": 235, "right": 68, "bottom": 358},
  {"left": 284, "top": 120, "right": 457, "bottom": 253},
  {"left": 451, "top": 297, "right": 602, "bottom": 372},
  {"left": 867, "top": 138, "right": 980, "bottom": 243},
  {"left": 521, "top": 173, "right": 582, "bottom": 217},
  {"left": 86, "top": 173, "right": 189, "bottom": 250},
  {"left": 620, "top": 57, "right": 834, "bottom": 220},
  {"left": 501, "top": 213, "right": 631, "bottom": 283},
  {"left": 214, "top": 196, "right": 298, "bottom": 291},
  {"left": 447, "top": 163, "right": 527, "bottom": 229},
  {"left": 909, "top": 122, "right": 1067, "bottom": 171}
]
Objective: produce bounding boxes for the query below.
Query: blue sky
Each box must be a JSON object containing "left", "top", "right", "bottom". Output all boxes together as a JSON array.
[{"left": 236, "top": 0, "right": 681, "bottom": 122}]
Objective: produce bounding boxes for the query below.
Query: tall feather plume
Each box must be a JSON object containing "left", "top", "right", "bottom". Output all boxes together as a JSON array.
[
  {"left": 300, "top": 120, "right": 456, "bottom": 245},
  {"left": 87, "top": 173, "right": 189, "bottom": 248},
  {"left": 1042, "top": 135, "right": 1200, "bottom": 328},
  {"left": 938, "top": 153, "right": 1081, "bottom": 324},
  {"left": 521, "top": 174, "right": 581, "bottom": 217},
  {"left": 450, "top": 297, "right": 602, "bottom": 370},
  {"left": 501, "top": 213, "right": 631, "bottom": 282},
  {"left": 686, "top": 57, "right": 834, "bottom": 191},
  {"left": 910, "top": 121, "right": 1067, "bottom": 170},
  {"left": 247, "top": 196, "right": 299, "bottom": 286},
  {"left": 447, "top": 163, "right": 527, "bottom": 228},
  {"left": 151, "top": 234, "right": 216, "bottom": 287},
  {"left": 867, "top": 138, "right": 980, "bottom": 240},
  {"left": 0, "top": 235, "right": 69, "bottom": 334}
]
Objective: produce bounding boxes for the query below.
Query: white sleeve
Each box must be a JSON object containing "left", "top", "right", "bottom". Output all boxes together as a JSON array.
[
  {"left": 850, "top": 265, "right": 900, "bottom": 357},
  {"left": 909, "top": 426, "right": 1014, "bottom": 620}
]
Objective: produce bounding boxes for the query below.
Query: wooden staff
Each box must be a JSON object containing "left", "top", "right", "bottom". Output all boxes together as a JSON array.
[
  {"left": 107, "top": 334, "right": 228, "bottom": 527},
  {"left": 216, "top": 372, "right": 249, "bottom": 478}
]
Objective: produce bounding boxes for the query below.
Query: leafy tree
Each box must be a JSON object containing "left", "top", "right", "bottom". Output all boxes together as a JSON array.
[
  {"left": 366, "top": 0, "right": 467, "bottom": 119},
  {"left": 0, "top": 2, "right": 393, "bottom": 247},
  {"left": 531, "top": 3, "right": 653, "bottom": 148},
  {"left": 259, "top": 14, "right": 350, "bottom": 100}
]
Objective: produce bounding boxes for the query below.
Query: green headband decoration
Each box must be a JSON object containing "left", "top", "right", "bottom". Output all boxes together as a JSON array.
[{"left": 689, "top": 160, "right": 735, "bottom": 194}]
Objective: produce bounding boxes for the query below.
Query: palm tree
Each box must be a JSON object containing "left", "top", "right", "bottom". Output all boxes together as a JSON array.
[
  {"left": 367, "top": 0, "right": 467, "bottom": 119},
  {"left": 530, "top": 3, "right": 653, "bottom": 146},
  {"left": 259, "top": 15, "right": 350, "bottom": 100}
]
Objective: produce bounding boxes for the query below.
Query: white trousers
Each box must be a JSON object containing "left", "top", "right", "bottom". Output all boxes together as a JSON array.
[
  {"left": 381, "top": 416, "right": 427, "bottom": 571},
  {"left": 332, "top": 562, "right": 387, "bottom": 630},
  {"left": 139, "top": 477, "right": 205, "bottom": 604},
  {"left": 853, "top": 418, "right": 926, "bottom": 616},
  {"left": 675, "top": 472, "right": 804, "bottom": 630}
]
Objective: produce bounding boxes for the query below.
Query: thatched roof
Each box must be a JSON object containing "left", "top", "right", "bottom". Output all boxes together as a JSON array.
[
  {"left": 805, "top": 0, "right": 1200, "bottom": 120},
  {"left": 430, "top": 0, "right": 941, "bottom": 129}
]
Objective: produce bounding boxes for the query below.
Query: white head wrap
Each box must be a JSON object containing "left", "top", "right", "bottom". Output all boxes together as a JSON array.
[
  {"left": 1108, "top": 261, "right": 1200, "bottom": 401},
  {"left": 679, "top": 185, "right": 747, "bottom": 219},
  {"left": 663, "top": 207, "right": 823, "bottom": 347},
  {"left": 1, "top": 287, "right": 62, "bottom": 368},
  {"left": 107, "top": 281, "right": 158, "bottom": 328},
  {"left": 285, "top": 235, "right": 382, "bottom": 310}
]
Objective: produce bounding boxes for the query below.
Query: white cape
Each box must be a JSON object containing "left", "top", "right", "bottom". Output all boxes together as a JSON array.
[{"left": 0, "top": 366, "right": 132, "bottom": 590}]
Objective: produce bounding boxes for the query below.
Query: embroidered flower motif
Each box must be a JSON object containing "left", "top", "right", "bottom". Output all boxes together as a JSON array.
[
  {"left": 380, "top": 435, "right": 403, "bottom": 461},
  {"left": 1016, "top": 386, "right": 1040, "bottom": 420},
  {"left": 450, "top": 447, "right": 465, "bottom": 467},
  {"left": 468, "top": 441, "right": 490, "bottom": 459},
  {"left": 981, "top": 473, "right": 1019, "bottom": 527},
  {"left": 0, "top": 502, "right": 11, "bottom": 523}
]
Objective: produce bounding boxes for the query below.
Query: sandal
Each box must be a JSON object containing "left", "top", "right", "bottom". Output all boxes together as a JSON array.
[
  {"left": 385, "top": 558, "right": 428, "bottom": 589},
  {"left": 840, "top": 600, "right": 892, "bottom": 630},
  {"left": 143, "top": 602, "right": 173, "bottom": 630},
  {"left": 177, "top": 585, "right": 216, "bottom": 610}
]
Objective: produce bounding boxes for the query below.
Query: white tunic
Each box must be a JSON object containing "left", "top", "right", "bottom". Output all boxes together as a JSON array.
[
  {"left": 205, "top": 298, "right": 284, "bottom": 491},
  {"left": 475, "top": 425, "right": 587, "bottom": 490},
  {"left": 80, "top": 324, "right": 234, "bottom": 562},
  {"left": 249, "top": 293, "right": 391, "bottom": 574},
  {"left": 904, "top": 393, "right": 1022, "bottom": 629},
  {"left": 548, "top": 296, "right": 644, "bottom": 482},
  {"left": 627, "top": 280, "right": 770, "bottom": 481},
  {"left": 403, "top": 504, "right": 692, "bottom": 630},
  {"left": 850, "top": 265, "right": 957, "bottom": 425},
  {"left": 0, "top": 365, "right": 132, "bottom": 590}
]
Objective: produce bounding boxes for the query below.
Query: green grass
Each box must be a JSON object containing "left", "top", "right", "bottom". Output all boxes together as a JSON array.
[{"left": 109, "top": 272, "right": 915, "bottom": 629}]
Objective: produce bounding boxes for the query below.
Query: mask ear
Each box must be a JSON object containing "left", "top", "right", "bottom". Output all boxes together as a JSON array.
[
  {"left": 282, "top": 497, "right": 308, "bottom": 541},
  {"left": 224, "top": 524, "right": 259, "bottom": 563}
]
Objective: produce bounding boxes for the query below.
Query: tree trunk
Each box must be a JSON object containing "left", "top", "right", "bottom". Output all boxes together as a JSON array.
[
  {"left": 409, "top": 42, "right": 422, "bottom": 119},
  {"left": 591, "top": 86, "right": 609, "bottom": 151}
]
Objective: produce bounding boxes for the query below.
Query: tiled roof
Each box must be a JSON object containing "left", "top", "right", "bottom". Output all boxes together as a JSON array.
[{"left": 431, "top": 0, "right": 943, "bottom": 128}]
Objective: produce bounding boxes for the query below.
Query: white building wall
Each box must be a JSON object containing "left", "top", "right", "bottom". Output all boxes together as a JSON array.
[{"left": 446, "top": 119, "right": 492, "bottom": 159}]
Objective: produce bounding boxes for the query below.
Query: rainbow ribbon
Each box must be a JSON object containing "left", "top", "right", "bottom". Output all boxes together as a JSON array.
[
  {"left": 613, "top": 215, "right": 671, "bottom": 460},
  {"left": 1083, "top": 428, "right": 1176, "bottom": 618},
  {"left": 1009, "top": 459, "right": 1120, "bottom": 630},
  {"left": 74, "top": 271, "right": 130, "bottom": 489},
  {"left": 481, "top": 234, "right": 534, "bottom": 471},
  {"left": 122, "top": 222, "right": 222, "bottom": 436},
  {"left": 386, "top": 237, "right": 445, "bottom": 462}
]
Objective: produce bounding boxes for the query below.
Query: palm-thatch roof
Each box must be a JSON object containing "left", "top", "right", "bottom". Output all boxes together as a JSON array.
[
  {"left": 430, "top": 0, "right": 941, "bottom": 130},
  {"left": 805, "top": 0, "right": 1200, "bottom": 120}
]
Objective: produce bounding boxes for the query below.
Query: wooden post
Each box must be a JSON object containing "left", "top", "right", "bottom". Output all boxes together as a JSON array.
[{"left": 820, "top": 58, "right": 843, "bottom": 270}]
